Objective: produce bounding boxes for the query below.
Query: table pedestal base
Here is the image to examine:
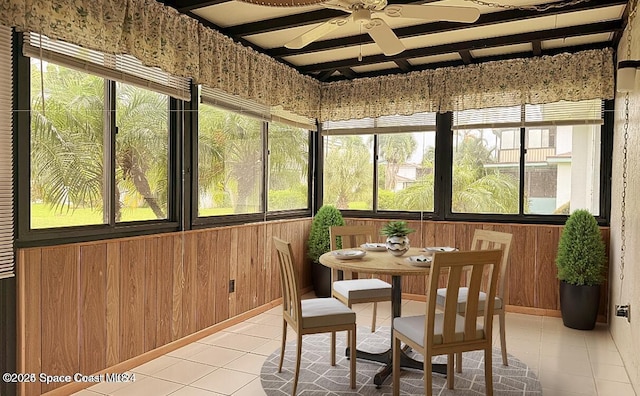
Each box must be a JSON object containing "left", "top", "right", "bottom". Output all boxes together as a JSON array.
[{"left": 347, "top": 347, "right": 447, "bottom": 388}]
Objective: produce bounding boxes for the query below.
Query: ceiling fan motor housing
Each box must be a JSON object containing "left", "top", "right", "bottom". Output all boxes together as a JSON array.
[{"left": 353, "top": 8, "right": 372, "bottom": 23}]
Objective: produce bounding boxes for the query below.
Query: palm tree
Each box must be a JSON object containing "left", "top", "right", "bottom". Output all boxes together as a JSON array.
[
  {"left": 221, "top": 113, "right": 263, "bottom": 213},
  {"left": 30, "top": 62, "right": 105, "bottom": 221},
  {"left": 452, "top": 132, "right": 519, "bottom": 213},
  {"left": 30, "top": 61, "right": 171, "bottom": 223},
  {"left": 377, "top": 134, "right": 417, "bottom": 190},
  {"left": 324, "top": 136, "right": 372, "bottom": 209},
  {"left": 115, "top": 82, "right": 169, "bottom": 220}
]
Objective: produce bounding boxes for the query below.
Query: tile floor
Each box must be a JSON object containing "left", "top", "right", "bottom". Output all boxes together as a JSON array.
[{"left": 75, "top": 299, "right": 636, "bottom": 396}]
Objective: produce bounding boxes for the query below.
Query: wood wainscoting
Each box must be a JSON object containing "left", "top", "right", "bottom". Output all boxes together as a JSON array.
[
  {"left": 16, "top": 219, "right": 311, "bottom": 395},
  {"left": 343, "top": 218, "right": 610, "bottom": 320},
  {"left": 15, "top": 218, "right": 609, "bottom": 395}
]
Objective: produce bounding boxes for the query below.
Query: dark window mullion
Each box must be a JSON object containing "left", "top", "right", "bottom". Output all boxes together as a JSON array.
[
  {"left": 263, "top": 121, "right": 269, "bottom": 215},
  {"left": 519, "top": 105, "right": 526, "bottom": 216},
  {"left": 107, "top": 80, "right": 117, "bottom": 226},
  {"left": 373, "top": 133, "right": 379, "bottom": 213},
  {"left": 435, "top": 111, "right": 453, "bottom": 220}
]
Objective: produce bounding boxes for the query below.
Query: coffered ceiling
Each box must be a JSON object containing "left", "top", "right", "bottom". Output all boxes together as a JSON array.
[{"left": 159, "top": 0, "right": 628, "bottom": 81}]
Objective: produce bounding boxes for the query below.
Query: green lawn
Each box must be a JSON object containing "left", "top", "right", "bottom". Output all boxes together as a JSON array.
[{"left": 30, "top": 203, "right": 242, "bottom": 229}]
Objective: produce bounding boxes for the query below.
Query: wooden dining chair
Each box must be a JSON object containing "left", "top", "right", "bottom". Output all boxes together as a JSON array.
[
  {"left": 273, "top": 237, "right": 356, "bottom": 395},
  {"left": 329, "top": 225, "right": 392, "bottom": 332},
  {"left": 392, "top": 249, "right": 503, "bottom": 396},
  {"left": 435, "top": 229, "right": 513, "bottom": 370}
]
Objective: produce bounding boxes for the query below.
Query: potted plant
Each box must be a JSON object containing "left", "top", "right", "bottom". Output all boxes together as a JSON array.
[
  {"left": 555, "top": 209, "right": 606, "bottom": 330},
  {"left": 381, "top": 221, "right": 415, "bottom": 256},
  {"left": 308, "top": 205, "right": 345, "bottom": 297}
]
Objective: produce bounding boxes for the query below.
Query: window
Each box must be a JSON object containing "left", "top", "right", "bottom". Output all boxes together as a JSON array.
[
  {"left": 451, "top": 127, "right": 519, "bottom": 214},
  {"left": 197, "top": 103, "right": 263, "bottom": 216},
  {"left": 377, "top": 132, "right": 436, "bottom": 212},
  {"left": 115, "top": 82, "right": 169, "bottom": 222},
  {"left": 322, "top": 113, "right": 436, "bottom": 212},
  {"left": 268, "top": 122, "right": 309, "bottom": 211},
  {"left": 196, "top": 87, "right": 311, "bottom": 220},
  {"left": 453, "top": 100, "right": 603, "bottom": 216},
  {"left": 321, "top": 100, "right": 607, "bottom": 222},
  {"left": 29, "top": 60, "right": 172, "bottom": 228},
  {"left": 30, "top": 60, "right": 107, "bottom": 228},
  {"left": 323, "top": 135, "right": 374, "bottom": 210},
  {"left": 19, "top": 33, "right": 186, "bottom": 242}
]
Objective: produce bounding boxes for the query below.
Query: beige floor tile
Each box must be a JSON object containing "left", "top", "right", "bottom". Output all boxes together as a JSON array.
[
  {"left": 110, "top": 376, "right": 183, "bottom": 396},
  {"left": 505, "top": 336, "right": 543, "bottom": 356},
  {"left": 540, "top": 351, "right": 594, "bottom": 377},
  {"left": 541, "top": 341, "right": 590, "bottom": 360},
  {"left": 199, "top": 332, "right": 271, "bottom": 352},
  {"left": 152, "top": 360, "right": 217, "bottom": 385},
  {"left": 538, "top": 368, "right": 596, "bottom": 395},
  {"left": 71, "top": 390, "right": 104, "bottom": 395},
  {"left": 169, "top": 386, "right": 224, "bottom": 396},
  {"left": 542, "top": 329, "right": 588, "bottom": 347},
  {"left": 87, "top": 374, "right": 146, "bottom": 394},
  {"left": 591, "top": 362, "right": 632, "bottom": 383},
  {"left": 225, "top": 323, "right": 282, "bottom": 339},
  {"left": 543, "top": 388, "right": 591, "bottom": 396},
  {"left": 589, "top": 348, "right": 625, "bottom": 366},
  {"left": 191, "top": 368, "right": 256, "bottom": 395},
  {"left": 131, "top": 355, "right": 182, "bottom": 375},
  {"left": 168, "top": 342, "right": 212, "bottom": 359},
  {"left": 401, "top": 302, "right": 426, "bottom": 317},
  {"left": 595, "top": 379, "right": 637, "bottom": 396},
  {"left": 225, "top": 353, "right": 267, "bottom": 375},
  {"left": 232, "top": 378, "right": 267, "bottom": 396},
  {"left": 187, "top": 345, "right": 245, "bottom": 367},
  {"left": 251, "top": 339, "right": 281, "bottom": 356},
  {"left": 507, "top": 350, "right": 540, "bottom": 373},
  {"left": 246, "top": 313, "right": 283, "bottom": 327}
]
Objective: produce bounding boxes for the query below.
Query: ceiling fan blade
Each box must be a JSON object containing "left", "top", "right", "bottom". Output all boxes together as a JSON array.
[
  {"left": 364, "top": 18, "right": 405, "bottom": 56},
  {"left": 384, "top": 5, "right": 480, "bottom": 23},
  {"left": 284, "top": 16, "right": 351, "bottom": 49}
]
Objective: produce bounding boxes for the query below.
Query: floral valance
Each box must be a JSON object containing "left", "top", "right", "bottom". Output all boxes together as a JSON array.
[
  {"left": 0, "top": 0, "right": 614, "bottom": 122},
  {"left": 198, "top": 26, "right": 320, "bottom": 119},
  {"left": 319, "top": 48, "right": 615, "bottom": 121},
  {"left": 0, "top": 0, "right": 320, "bottom": 119}
]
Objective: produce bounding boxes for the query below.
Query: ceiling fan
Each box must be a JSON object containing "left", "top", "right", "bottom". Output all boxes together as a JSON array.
[{"left": 284, "top": 0, "right": 480, "bottom": 56}]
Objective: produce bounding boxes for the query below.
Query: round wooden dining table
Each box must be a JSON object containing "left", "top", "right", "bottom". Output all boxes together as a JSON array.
[{"left": 319, "top": 247, "right": 447, "bottom": 387}]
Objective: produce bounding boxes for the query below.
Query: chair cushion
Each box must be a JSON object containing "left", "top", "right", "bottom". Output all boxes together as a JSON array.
[
  {"left": 435, "top": 287, "right": 503, "bottom": 312},
  {"left": 301, "top": 298, "right": 356, "bottom": 329},
  {"left": 393, "top": 314, "right": 484, "bottom": 348},
  {"left": 333, "top": 279, "right": 392, "bottom": 301}
]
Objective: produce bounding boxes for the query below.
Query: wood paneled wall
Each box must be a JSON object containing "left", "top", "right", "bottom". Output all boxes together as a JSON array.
[
  {"left": 344, "top": 218, "right": 610, "bottom": 316},
  {"left": 16, "top": 218, "right": 609, "bottom": 395},
  {"left": 16, "top": 219, "right": 311, "bottom": 395}
]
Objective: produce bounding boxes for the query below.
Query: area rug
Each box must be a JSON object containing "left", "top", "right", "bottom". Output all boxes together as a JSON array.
[{"left": 260, "top": 326, "right": 542, "bottom": 395}]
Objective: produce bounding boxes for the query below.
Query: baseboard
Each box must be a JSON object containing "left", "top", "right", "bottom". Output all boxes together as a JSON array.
[{"left": 41, "top": 297, "right": 285, "bottom": 396}]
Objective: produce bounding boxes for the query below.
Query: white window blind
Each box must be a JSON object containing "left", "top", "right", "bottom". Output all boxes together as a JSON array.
[
  {"left": 200, "top": 86, "right": 317, "bottom": 131},
  {"left": 322, "top": 112, "right": 436, "bottom": 136},
  {"left": 454, "top": 100, "right": 603, "bottom": 130},
  {"left": 0, "top": 25, "right": 14, "bottom": 280},
  {"left": 23, "top": 33, "right": 191, "bottom": 101}
]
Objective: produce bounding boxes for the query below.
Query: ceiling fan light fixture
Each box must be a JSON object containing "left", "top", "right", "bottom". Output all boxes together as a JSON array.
[{"left": 235, "top": 0, "right": 325, "bottom": 6}]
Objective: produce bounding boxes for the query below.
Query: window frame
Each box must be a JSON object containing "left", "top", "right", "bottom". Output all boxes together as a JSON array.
[
  {"left": 15, "top": 35, "right": 183, "bottom": 247},
  {"left": 190, "top": 93, "right": 313, "bottom": 229},
  {"left": 319, "top": 102, "right": 613, "bottom": 226}
]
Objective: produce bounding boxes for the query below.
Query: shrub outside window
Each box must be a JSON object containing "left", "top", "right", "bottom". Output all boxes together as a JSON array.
[{"left": 268, "top": 122, "right": 309, "bottom": 211}]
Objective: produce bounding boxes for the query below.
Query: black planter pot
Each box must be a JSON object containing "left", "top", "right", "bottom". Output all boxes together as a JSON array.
[
  {"left": 559, "top": 281, "right": 600, "bottom": 330},
  {"left": 311, "top": 260, "right": 331, "bottom": 297}
]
